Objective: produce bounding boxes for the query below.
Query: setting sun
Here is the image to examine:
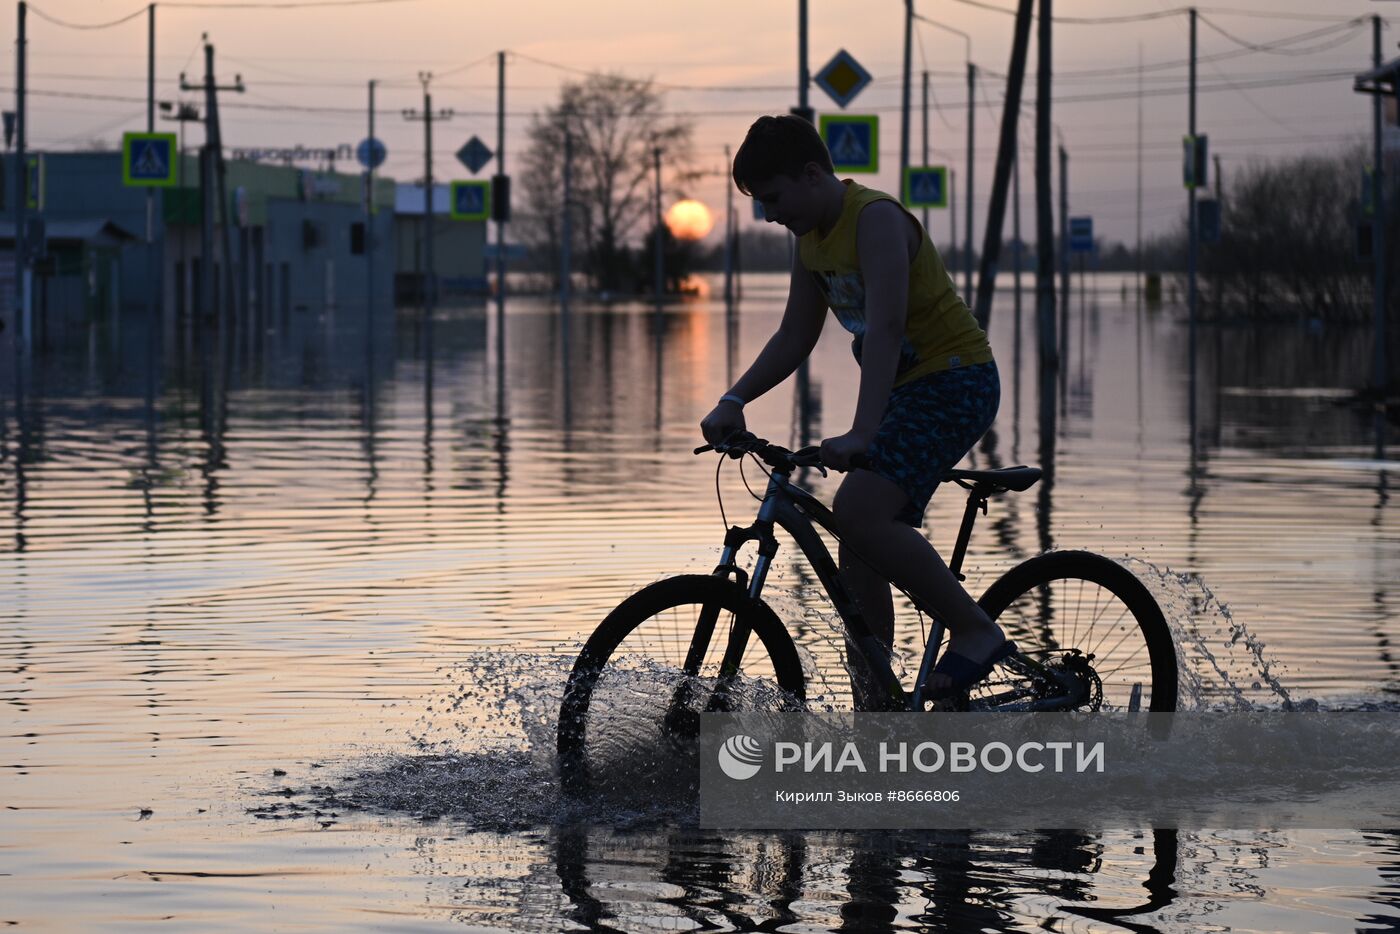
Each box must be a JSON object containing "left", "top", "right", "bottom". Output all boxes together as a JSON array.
[{"left": 664, "top": 199, "right": 715, "bottom": 240}]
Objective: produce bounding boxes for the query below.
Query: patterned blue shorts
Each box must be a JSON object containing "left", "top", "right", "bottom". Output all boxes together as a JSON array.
[{"left": 865, "top": 361, "right": 1000, "bottom": 527}]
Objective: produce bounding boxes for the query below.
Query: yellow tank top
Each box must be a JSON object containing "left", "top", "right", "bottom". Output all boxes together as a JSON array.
[{"left": 798, "top": 180, "right": 992, "bottom": 386}]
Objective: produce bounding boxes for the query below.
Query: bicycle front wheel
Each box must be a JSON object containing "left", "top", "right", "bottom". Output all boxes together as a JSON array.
[
  {"left": 973, "top": 551, "right": 1179, "bottom": 712},
  {"left": 557, "top": 574, "right": 807, "bottom": 799}
]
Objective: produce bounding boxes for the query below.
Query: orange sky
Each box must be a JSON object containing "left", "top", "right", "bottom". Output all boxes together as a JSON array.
[{"left": 2, "top": 0, "right": 1393, "bottom": 246}]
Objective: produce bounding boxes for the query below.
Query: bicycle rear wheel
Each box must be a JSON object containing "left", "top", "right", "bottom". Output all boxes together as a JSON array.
[
  {"left": 557, "top": 574, "right": 806, "bottom": 799},
  {"left": 971, "top": 551, "right": 1178, "bottom": 712}
]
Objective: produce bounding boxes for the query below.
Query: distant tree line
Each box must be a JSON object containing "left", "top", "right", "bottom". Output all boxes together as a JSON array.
[{"left": 1191, "top": 147, "right": 1396, "bottom": 322}]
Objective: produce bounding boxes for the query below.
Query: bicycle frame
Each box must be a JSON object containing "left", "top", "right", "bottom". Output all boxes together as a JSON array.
[{"left": 703, "top": 462, "right": 997, "bottom": 712}]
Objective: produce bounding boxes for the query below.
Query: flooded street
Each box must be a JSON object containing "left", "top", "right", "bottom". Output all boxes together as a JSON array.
[{"left": 2, "top": 272, "right": 1397, "bottom": 930}]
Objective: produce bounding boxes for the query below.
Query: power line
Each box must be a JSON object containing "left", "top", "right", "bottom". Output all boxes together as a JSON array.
[
  {"left": 24, "top": 0, "right": 427, "bottom": 32},
  {"left": 1197, "top": 13, "right": 1369, "bottom": 56},
  {"left": 26, "top": 5, "right": 145, "bottom": 30},
  {"left": 3, "top": 65, "right": 1359, "bottom": 120},
  {"left": 940, "top": 0, "right": 1373, "bottom": 25}
]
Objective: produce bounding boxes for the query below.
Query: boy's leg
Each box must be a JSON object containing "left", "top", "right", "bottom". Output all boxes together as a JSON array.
[
  {"left": 833, "top": 470, "right": 1006, "bottom": 694},
  {"left": 838, "top": 537, "right": 893, "bottom": 708}
]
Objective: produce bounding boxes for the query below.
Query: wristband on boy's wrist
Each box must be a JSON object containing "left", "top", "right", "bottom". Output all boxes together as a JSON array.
[{"left": 718, "top": 393, "right": 747, "bottom": 408}]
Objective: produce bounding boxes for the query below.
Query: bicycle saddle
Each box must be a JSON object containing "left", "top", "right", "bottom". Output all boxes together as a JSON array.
[{"left": 944, "top": 465, "right": 1042, "bottom": 493}]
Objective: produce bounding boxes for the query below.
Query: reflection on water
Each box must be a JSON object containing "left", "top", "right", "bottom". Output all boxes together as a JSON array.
[{"left": 1, "top": 273, "right": 1397, "bottom": 929}]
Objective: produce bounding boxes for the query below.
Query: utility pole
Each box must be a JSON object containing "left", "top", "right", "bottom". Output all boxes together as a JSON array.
[
  {"left": 916, "top": 15, "right": 973, "bottom": 288},
  {"left": 1059, "top": 143, "right": 1069, "bottom": 320},
  {"left": 562, "top": 130, "right": 572, "bottom": 306},
  {"left": 922, "top": 70, "right": 930, "bottom": 234},
  {"left": 966, "top": 61, "right": 976, "bottom": 298},
  {"left": 180, "top": 37, "right": 244, "bottom": 324},
  {"left": 1371, "top": 13, "right": 1387, "bottom": 408},
  {"left": 366, "top": 79, "right": 376, "bottom": 327},
  {"left": 1136, "top": 42, "right": 1143, "bottom": 298},
  {"left": 901, "top": 0, "right": 912, "bottom": 198},
  {"left": 13, "top": 1, "right": 26, "bottom": 332},
  {"left": 724, "top": 144, "right": 734, "bottom": 304},
  {"left": 1035, "top": 0, "right": 1057, "bottom": 375},
  {"left": 1188, "top": 7, "right": 1199, "bottom": 428},
  {"left": 402, "top": 72, "right": 453, "bottom": 332},
  {"left": 971, "top": 0, "right": 1034, "bottom": 329},
  {"left": 653, "top": 146, "right": 664, "bottom": 308},
  {"left": 161, "top": 101, "right": 200, "bottom": 323}
]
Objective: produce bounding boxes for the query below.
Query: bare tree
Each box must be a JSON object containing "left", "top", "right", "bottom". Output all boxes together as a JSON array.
[
  {"left": 1199, "top": 146, "right": 1393, "bottom": 321},
  {"left": 519, "top": 73, "right": 693, "bottom": 293}
]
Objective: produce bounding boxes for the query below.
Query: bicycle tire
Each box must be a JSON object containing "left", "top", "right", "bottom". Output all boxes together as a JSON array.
[
  {"left": 557, "top": 574, "right": 807, "bottom": 798},
  {"left": 972, "top": 551, "right": 1179, "bottom": 712}
]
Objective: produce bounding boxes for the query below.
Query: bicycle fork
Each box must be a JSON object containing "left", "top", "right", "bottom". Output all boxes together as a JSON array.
[{"left": 667, "top": 481, "right": 785, "bottom": 718}]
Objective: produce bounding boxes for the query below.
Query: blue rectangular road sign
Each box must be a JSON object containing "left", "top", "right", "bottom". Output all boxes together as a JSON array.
[
  {"left": 819, "top": 114, "right": 878, "bottom": 173},
  {"left": 122, "top": 132, "right": 177, "bottom": 187},
  {"left": 450, "top": 180, "right": 490, "bottom": 221},
  {"left": 904, "top": 166, "right": 948, "bottom": 209},
  {"left": 1069, "top": 216, "right": 1094, "bottom": 253}
]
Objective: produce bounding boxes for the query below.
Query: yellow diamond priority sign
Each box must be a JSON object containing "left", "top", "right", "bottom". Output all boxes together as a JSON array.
[{"left": 815, "top": 49, "right": 872, "bottom": 110}]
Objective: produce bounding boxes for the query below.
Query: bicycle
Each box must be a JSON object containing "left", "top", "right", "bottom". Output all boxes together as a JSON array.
[{"left": 557, "top": 432, "right": 1179, "bottom": 795}]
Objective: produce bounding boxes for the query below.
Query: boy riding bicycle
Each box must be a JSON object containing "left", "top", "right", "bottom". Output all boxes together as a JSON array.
[{"left": 699, "top": 114, "right": 1012, "bottom": 701}]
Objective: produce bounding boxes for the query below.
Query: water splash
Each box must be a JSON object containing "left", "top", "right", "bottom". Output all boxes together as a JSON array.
[{"left": 1123, "top": 558, "right": 1294, "bottom": 711}]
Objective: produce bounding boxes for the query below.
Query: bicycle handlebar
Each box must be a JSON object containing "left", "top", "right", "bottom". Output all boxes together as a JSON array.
[{"left": 694, "top": 431, "right": 871, "bottom": 473}]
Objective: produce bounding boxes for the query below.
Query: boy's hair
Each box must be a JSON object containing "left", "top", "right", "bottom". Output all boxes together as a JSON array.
[{"left": 732, "top": 114, "right": 834, "bottom": 196}]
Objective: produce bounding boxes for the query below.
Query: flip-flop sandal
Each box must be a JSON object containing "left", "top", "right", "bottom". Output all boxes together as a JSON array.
[{"left": 926, "top": 639, "right": 1018, "bottom": 700}]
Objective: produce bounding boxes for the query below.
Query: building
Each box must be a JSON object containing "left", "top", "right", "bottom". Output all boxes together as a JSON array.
[
  {"left": 393, "top": 182, "right": 488, "bottom": 301},
  {"left": 0, "top": 150, "right": 397, "bottom": 335}
]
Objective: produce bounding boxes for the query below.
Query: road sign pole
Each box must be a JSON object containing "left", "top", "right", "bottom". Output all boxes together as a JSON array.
[
  {"left": 14, "top": 1, "right": 27, "bottom": 335},
  {"left": 966, "top": 61, "right": 975, "bottom": 299},
  {"left": 798, "top": 0, "right": 809, "bottom": 115},
  {"left": 496, "top": 51, "right": 506, "bottom": 309},
  {"left": 950, "top": 167, "right": 957, "bottom": 274},
  {"left": 1188, "top": 7, "right": 1198, "bottom": 434},
  {"left": 147, "top": 4, "right": 157, "bottom": 329}
]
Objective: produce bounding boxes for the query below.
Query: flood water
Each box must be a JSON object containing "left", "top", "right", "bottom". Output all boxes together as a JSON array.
[{"left": 2, "top": 271, "right": 1397, "bottom": 931}]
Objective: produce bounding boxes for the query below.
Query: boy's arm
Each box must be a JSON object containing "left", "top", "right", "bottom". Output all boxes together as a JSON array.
[
  {"left": 822, "top": 201, "right": 910, "bottom": 467},
  {"left": 700, "top": 251, "right": 826, "bottom": 443}
]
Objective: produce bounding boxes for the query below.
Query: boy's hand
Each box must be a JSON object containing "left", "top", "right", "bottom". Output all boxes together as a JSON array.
[
  {"left": 820, "top": 430, "right": 874, "bottom": 471},
  {"left": 700, "top": 401, "right": 747, "bottom": 446}
]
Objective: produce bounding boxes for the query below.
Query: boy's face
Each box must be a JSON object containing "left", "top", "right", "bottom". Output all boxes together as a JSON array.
[{"left": 749, "top": 162, "right": 826, "bottom": 236}]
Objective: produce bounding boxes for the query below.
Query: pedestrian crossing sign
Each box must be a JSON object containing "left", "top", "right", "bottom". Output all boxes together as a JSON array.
[
  {"left": 122, "top": 132, "right": 177, "bottom": 187},
  {"left": 903, "top": 166, "right": 948, "bottom": 208},
  {"left": 450, "top": 180, "right": 491, "bottom": 221},
  {"left": 819, "top": 114, "right": 878, "bottom": 173}
]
